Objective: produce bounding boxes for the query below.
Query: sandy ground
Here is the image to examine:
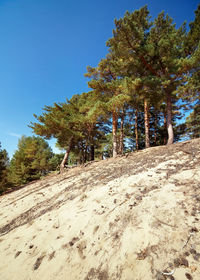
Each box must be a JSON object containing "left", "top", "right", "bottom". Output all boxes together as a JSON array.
[{"left": 0, "top": 138, "right": 200, "bottom": 280}]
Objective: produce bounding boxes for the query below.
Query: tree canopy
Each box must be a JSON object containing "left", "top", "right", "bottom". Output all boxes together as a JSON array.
[
  {"left": 0, "top": 142, "right": 9, "bottom": 194},
  {"left": 9, "top": 136, "right": 54, "bottom": 186}
]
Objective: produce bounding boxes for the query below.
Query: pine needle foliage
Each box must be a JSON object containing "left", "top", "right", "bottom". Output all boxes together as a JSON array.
[
  {"left": 0, "top": 143, "right": 9, "bottom": 194},
  {"left": 9, "top": 136, "right": 53, "bottom": 186}
]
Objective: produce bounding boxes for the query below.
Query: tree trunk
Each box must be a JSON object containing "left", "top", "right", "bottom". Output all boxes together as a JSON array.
[
  {"left": 80, "top": 142, "right": 86, "bottom": 164},
  {"left": 135, "top": 109, "right": 139, "bottom": 151},
  {"left": 60, "top": 137, "right": 73, "bottom": 173},
  {"left": 166, "top": 92, "right": 174, "bottom": 145},
  {"left": 163, "top": 113, "right": 167, "bottom": 145},
  {"left": 119, "top": 113, "right": 124, "bottom": 155},
  {"left": 144, "top": 99, "right": 150, "bottom": 148},
  {"left": 88, "top": 124, "right": 95, "bottom": 161},
  {"left": 90, "top": 145, "right": 94, "bottom": 161},
  {"left": 154, "top": 111, "right": 157, "bottom": 146},
  {"left": 112, "top": 111, "right": 118, "bottom": 157},
  {"left": 84, "top": 144, "right": 87, "bottom": 163}
]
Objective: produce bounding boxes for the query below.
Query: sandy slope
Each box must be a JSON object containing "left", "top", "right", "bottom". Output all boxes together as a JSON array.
[{"left": 0, "top": 139, "right": 200, "bottom": 280}]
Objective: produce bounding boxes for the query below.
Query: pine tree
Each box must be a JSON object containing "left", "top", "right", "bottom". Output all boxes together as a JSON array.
[
  {"left": 186, "top": 100, "right": 200, "bottom": 138},
  {"left": 174, "top": 5, "right": 200, "bottom": 141},
  {"left": 0, "top": 142, "right": 9, "bottom": 194},
  {"left": 106, "top": 6, "right": 155, "bottom": 148},
  {"left": 30, "top": 93, "right": 105, "bottom": 171},
  {"left": 107, "top": 6, "right": 187, "bottom": 146},
  {"left": 178, "top": 5, "right": 200, "bottom": 120},
  {"left": 30, "top": 100, "right": 81, "bottom": 172},
  {"left": 9, "top": 136, "right": 53, "bottom": 186},
  {"left": 85, "top": 55, "right": 130, "bottom": 157}
]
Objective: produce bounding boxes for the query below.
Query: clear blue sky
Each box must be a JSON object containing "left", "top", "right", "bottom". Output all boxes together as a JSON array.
[{"left": 0, "top": 0, "right": 198, "bottom": 158}]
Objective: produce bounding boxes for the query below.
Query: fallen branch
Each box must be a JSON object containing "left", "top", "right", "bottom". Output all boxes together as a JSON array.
[
  {"left": 182, "top": 232, "right": 194, "bottom": 249},
  {"left": 155, "top": 218, "right": 176, "bottom": 228},
  {"left": 106, "top": 199, "right": 128, "bottom": 216}
]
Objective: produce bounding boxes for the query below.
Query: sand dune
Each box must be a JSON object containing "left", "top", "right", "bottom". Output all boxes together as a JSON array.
[{"left": 0, "top": 138, "right": 200, "bottom": 280}]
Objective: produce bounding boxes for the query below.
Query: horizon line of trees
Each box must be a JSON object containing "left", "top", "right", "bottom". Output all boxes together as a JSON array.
[{"left": 1, "top": 5, "right": 199, "bottom": 192}]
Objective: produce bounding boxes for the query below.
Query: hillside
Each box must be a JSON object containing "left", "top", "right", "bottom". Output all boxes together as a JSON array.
[{"left": 0, "top": 138, "right": 200, "bottom": 280}]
